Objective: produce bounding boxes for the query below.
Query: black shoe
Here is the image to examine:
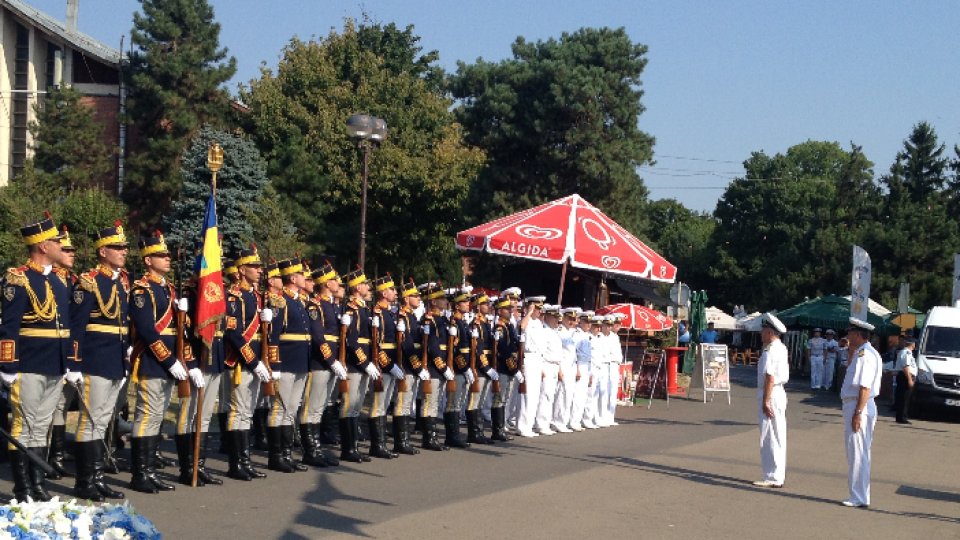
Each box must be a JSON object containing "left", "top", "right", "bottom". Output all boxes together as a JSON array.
[
  {"left": 237, "top": 430, "right": 266, "bottom": 479},
  {"left": 226, "top": 431, "right": 252, "bottom": 481},
  {"left": 369, "top": 417, "right": 398, "bottom": 459},
  {"left": 266, "top": 427, "right": 294, "bottom": 472},
  {"left": 145, "top": 436, "right": 175, "bottom": 491},
  {"left": 128, "top": 437, "right": 159, "bottom": 494},
  {"left": 421, "top": 417, "right": 446, "bottom": 451},
  {"left": 280, "top": 425, "right": 308, "bottom": 471},
  {"left": 339, "top": 418, "right": 365, "bottom": 463},
  {"left": 9, "top": 450, "right": 31, "bottom": 502},
  {"left": 896, "top": 419, "right": 912, "bottom": 424},
  {"left": 299, "top": 423, "right": 328, "bottom": 467},
  {"left": 47, "top": 424, "right": 70, "bottom": 480},
  {"left": 491, "top": 407, "right": 513, "bottom": 441},
  {"left": 443, "top": 412, "right": 470, "bottom": 448},
  {"left": 27, "top": 447, "right": 52, "bottom": 501},
  {"left": 90, "top": 442, "right": 124, "bottom": 499},
  {"left": 196, "top": 433, "right": 222, "bottom": 485},
  {"left": 467, "top": 410, "right": 494, "bottom": 445},
  {"left": 393, "top": 416, "right": 420, "bottom": 455},
  {"left": 175, "top": 434, "right": 202, "bottom": 486},
  {"left": 73, "top": 441, "right": 105, "bottom": 501}
]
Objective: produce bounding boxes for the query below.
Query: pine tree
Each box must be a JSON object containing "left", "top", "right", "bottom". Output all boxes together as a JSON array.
[{"left": 123, "top": 0, "right": 236, "bottom": 227}]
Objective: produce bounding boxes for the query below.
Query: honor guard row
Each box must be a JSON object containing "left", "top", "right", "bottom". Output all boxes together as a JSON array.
[{"left": 0, "top": 214, "right": 627, "bottom": 503}]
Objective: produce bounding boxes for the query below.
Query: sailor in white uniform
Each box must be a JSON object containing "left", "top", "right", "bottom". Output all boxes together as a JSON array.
[
  {"left": 807, "top": 328, "right": 826, "bottom": 390},
  {"left": 753, "top": 313, "right": 790, "bottom": 488},
  {"left": 840, "top": 317, "right": 882, "bottom": 508}
]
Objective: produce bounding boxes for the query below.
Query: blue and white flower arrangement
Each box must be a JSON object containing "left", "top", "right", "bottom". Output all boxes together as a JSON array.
[{"left": 0, "top": 497, "right": 160, "bottom": 539}]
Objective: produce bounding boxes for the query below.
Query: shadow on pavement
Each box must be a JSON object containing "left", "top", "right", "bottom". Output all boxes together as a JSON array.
[
  {"left": 896, "top": 485, "right": 960, "bottom": 504},
  {"left": 282, "top": 473, "right": 395, "bottom": 539}
]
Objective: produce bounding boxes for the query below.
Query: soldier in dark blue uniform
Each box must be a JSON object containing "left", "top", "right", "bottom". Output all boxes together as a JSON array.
[
  {"left": 393, "top": 280, "right": 425, "bottom": 455},
  {"left": 366, "top": 274, "right": 401, "bottom": 460},
  {"left": 222, "top": 245, "right": 271, "bottom": 480},
  {"left": 0, "top": 215, "right": 69, "bottom": 502},
  {"left": 466, "top": 293, "right": 497, "bottom": 445},
  {"left": 339, "top": 268, "right": 378, "bottom": 463},
  {"left": 444, "top": 288, "right": 472, "bottom": 449},
  {"left": 419, "top": 283, "right": 450, "bottom": 451},
  {"left": 492, "top": 296, "right": 520, "bottom": 441},
  {"left": 47, "top": 225, "right": 77, "bottom": 480},
  {"left": 69, "top": 222, "right": 130, "bottom": 500},
  {"left": 297, "top": 263, "right": 345, "bottom": 468},
  {"left": 250, "top": 260, "right": 283, "bottom": 451},
  {"left": 127, "top": 231, "right": 194, "bottom": 494}
]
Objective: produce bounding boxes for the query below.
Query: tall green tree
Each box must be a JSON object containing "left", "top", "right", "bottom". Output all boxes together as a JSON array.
[
  {"left": 241, "top": 21, "right": 484, "bottom": 280},
  {"left": 874, "top": 123, "right": 959, "bottom": 309},
  {"left": 707, "top": 141, "right": 878, "bottom": 310},
  {"left": 24, "top": 87, "right": 113, "bottom": 193},
  {"left": 643, "top": 199, "right": 714, "bottom": 284},
  {"left": 449, "top": 27, "right": 654, "bottom": 234},
  {"left": 164, "top": 125, "right": 275, "bottom": 257},
  {"left": 123, "top": 0, "right": 236, "bottom": 227}
]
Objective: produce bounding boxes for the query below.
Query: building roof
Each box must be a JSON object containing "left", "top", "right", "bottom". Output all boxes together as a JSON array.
[{"left": 2, "top": 0, "right": 121, "bottom": 66}]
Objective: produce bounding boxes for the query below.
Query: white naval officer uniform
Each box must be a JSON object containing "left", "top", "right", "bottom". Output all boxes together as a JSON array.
[
  {"left": 807, "top": 333, "right": 826, "bottom": 389},
  {"left": 840, "top": 337, "right": 882, "bottom": 506},
  {"left": 757, "top": 336, "right": 790, "bottom": 484}
]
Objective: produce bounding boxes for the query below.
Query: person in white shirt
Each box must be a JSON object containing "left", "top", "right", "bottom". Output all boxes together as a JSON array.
[
  {"left": 894, "top": 337, "right": 917, "bottom": 424},
  {"left": 823, "top": 329, "right": 839, "bottom": 391},
  {"left": 806, "top": 328, "right": 826, "bottom": 390},
  {"left": 603, "top": 315, "right": 625, "bottom": 426},
  {"left": 581, "top": 317, "right": 605, "bottom": 429},
  {"left": 839, "top": 317, "right": 883, "bottom": 508},
  {"left": 516, "top": 296, "right": 546, "bottom": 437},
  {"left": 593, "top": 316, "right": 616, "bottom": 427},
  {"left": 551, "top": 308, "right": 580, "bottom": 433},
  {"left": 568, "top": 311, "right": 594, "bottom": 431},
  {"left": 534, "top": 306, "right": 563, "bottom": 435},
  {"left": 753, "top": 313, "right": 790, "bottom": 488}
]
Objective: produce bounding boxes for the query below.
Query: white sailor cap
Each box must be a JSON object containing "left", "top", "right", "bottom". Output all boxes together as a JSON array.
[
  {"left": 524, "top": 295, "right": 546, "bottom": 306},
  {"left": 579, "top": 310, "right": 595, "bottom": 320},
  {"left": 502, "top": 287, "right": 522, "bottom": 299},
  {"left": 590, "top": 315, "right": 604, "bottom": 325},
  {"left": 813, "top": 327, "right": 822, "bottom": 333},
  {"left": 761, "top": 312, "right": 786, "bottom": 334},
  {"left": 603, "top": 315, "right": 616, "bottom": 324},
  {"left": 561, "top": 307, "right": 581, "bottom": 318},
  {"left": 542, "top": 304, "right": 561, "bottom": 316},
  {"left": 848, "top": 316, "right": 875, "bottom": 332}
]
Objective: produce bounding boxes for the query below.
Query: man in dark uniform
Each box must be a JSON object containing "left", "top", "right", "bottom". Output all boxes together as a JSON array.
[
  {"left": 466, "top": 292, "right": 497, "bottom": 444},
  {"left": 491, "top": 296, "right": 519, "bottom": 441},
  {"left": 68, "top": 221, "right": 130, "bottom": 500},
  {"left": 339, "top": 268, "right": 378, "bottom": 463},
  {"left": 127, "top": 231, "right": 193, "bottom": 494},
  {"left": 250, "top": 260, "right": 283, "bottom": 451},
  {"left": 266, "top": 258, "right": 311, "bottom": 473},
  {"left": 47, "top": 225, "right": 77, "bottom": 481},
  {"left": 222, "top": 245, "right": 271, "bottom": 480},
  {"left": 366, "top": 275, "right": 401, "bottom": 459},
  {"left": 418, "top": 283, "right": 449, "bottom": 451},
  {"left": 0, "top": 215, "right": 70, "bottom": 502},
  {"left": 311, "top": 263, "right": 346, "bottom": 458},
  {"left": 297, "top": 263, "right": 344, "bottom": 468},
  {"left": 444, "top": 288, "right": 472, "bottom": 448},
  {"left": 393, "top": 279, "right": 424, "bottom": 455}
]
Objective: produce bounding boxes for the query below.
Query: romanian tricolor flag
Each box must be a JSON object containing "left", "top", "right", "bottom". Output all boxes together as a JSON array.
[{"left": 193, "top": 193, "right": 226, "bottom": 348}]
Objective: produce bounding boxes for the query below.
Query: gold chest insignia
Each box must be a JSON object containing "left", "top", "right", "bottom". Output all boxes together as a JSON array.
[{"left": 203, "top": 281, "right": 223, "bottom": 303}]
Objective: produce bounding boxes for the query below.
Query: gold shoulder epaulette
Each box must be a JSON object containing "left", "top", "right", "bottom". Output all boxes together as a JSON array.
[
  {"left": 132, "top": 278, "right": 150, "bottom": 289},
  {"left": 78, "top": 271, "right": 98, "bottom": 293},
  {"left": 268, "top": 292, "right": 285, "bottom": 309},
  {"left": 4, "top": 267, "right": 27, "bottom": 288},
  {"left": 226, "top": 285, "right": 242, "bottom": 298}
]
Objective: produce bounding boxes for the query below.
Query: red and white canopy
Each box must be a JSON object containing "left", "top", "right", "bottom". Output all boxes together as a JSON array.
[
  {"left": 596, "top": 303, "right": 673, "bottom": 331},
  {"left": 455, "top": 194, "right": 676, "bottom": 282}
]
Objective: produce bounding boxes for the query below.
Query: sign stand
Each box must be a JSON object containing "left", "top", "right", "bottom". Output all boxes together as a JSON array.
[
  {"left": 691, "top": 344, "right": 732, "bottom": 405},
  {"left": 635, "top": 351, "right": 669, "bottom": 410}
]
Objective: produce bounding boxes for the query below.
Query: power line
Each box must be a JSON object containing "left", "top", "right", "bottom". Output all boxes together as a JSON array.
[{"left": 655, "top": 154, "right": 742, "bottom": 165}]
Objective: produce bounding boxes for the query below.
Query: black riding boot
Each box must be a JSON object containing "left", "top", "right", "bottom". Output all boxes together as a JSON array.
[
  {"left": 351, "top": 417, "right": 372, "bottom": 462},
  {"left": 251, "top": 408, "right": 269, "bottom": 451},
  {"left": 153, "top": 435, "right": 174, "bottom": 469},
  {"left": 312, "top": 423, "right": 338, "bottom": 466},
  {"left": 467, "top": 409, "right": 494, "bottom": 444},
  {"left": 338, "top": 418, "right": 364, "bottom": 463},
  {"left": 9, "top": 449, "right": 31, "bottom": 501},
  {"left": 226, "top": 431, "right": 252, "bottom": 481},
  {"left": 47, "top": 424, "right": 70, "bottom": 479},
  {"left": 175, "top": 434, "right": 201, "bottom": 486},
  {"left": 444, "top": 412, "right": 470, "bottom": 448},
  {"left": 128, "top": 437, "right": 158, "bottom": 493},
  {"left": 281, "top": 425, "right": 308, "bottom": 471},
  {"left": 145, "top": 436, "right": 175, "bottom": 491},
  {"left": 238, "top": 430, "right": 266, "bottom": 479},
  {"left": 368, "top": 417, "right": 396, "bottom": 459},
  {"left": 393, "top": 415, "right": 420, "bottom": 455},
  {"left": 319, "top": 404, "right": 340, "bottom": 444},
  {"left": 90, "top": 442, "right": 124, "bottom": 499},
  {"left": 422, "top": 417, "right": 446, "bottom": 451},
  {"left": 27, "top": 447, "right": 51, "bottom": 501},
  {"left": 196, "top": 433, "right": 222, "bottom": 485},
  {"left": 491, "top": 407, "right": 513, "bottom": 441},
  {"left": 216, "top": 412, "right": 229, "bottom": 454},
  {"left": 73, "top": 441, "right": 104, "bottom": 501},
  {"left": 266, "top": 427, "right": 293, "bottom": 472}
]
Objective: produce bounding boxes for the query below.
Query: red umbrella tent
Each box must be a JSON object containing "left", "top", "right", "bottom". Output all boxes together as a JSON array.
[
  {"left": 596, "top": 304, "right": 673, "bottom": 332},
  {"left": 456, "top": 194, "right": 676, "bottom": 301}
]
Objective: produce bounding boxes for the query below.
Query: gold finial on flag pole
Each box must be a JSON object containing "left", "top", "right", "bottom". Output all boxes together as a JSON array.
[{"left": 207, "top": 141, "right": 224, "bottom": 193}]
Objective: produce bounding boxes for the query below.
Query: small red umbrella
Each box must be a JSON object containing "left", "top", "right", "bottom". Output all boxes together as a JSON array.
[
  {"left": 456, "top": 194, "right": 676, "bottom": 302},
  {"left": 596, "top": 303, "right": 673, "bottom": 332}
]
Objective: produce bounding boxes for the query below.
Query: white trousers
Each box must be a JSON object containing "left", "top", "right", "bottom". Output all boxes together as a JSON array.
[
  {"left": 823, "top": 356, "right": 837, "bottom": 389},
  {"left": 552, "top": 361, "right": 577, "bottom": 428},
  {"left": 569, "top": 363, "right": 591, "bottom": 427},
  {"left": 758, "top": 387, "right": 787, "bottom": 483},
  {"left": 535, "top": 362, "right": 560, "bottom": 431},
  {"left": 810, "top": 355, "right": 824, "bottom": 389},
  {"left": 600, "top": 363, "right": 619, "bottom": 425},
  {"left": 588, "top": 362, "right": 609, "bottom": 425},
  {"left": 843, "top": 399, "right": 876, "bottom": 505},
  {"left": 516, "top": 355, "right": 543, "bottom": 434}
]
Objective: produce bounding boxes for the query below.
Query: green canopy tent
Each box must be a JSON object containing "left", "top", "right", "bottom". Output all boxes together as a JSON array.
[
  {"left": 777, "top": 294, "right": 900, "bottom": 336},
  {"left": 683, "top": 290, "right": 708, "bottom": 373}
]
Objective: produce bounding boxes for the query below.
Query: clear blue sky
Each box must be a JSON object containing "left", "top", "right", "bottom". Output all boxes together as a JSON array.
[{"left": 32, "top": 0, "right": 960, "bottom": 213}]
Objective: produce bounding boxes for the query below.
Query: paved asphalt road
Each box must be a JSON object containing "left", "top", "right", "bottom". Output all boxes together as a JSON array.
[{"left": 5, "top": 366, "right": 959, "bottom": 539}]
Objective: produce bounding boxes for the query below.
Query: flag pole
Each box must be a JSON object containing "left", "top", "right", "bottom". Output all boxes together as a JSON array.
[{"left": 557, "top": 258, "right": 568, "bottom": 305}]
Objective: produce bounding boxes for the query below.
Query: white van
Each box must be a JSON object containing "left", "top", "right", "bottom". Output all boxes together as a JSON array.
[{"left": 914, "top": 305, "right": 960, "bottom": 412}]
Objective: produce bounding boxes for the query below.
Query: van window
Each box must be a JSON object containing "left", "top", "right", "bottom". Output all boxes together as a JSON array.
[{"left": 922, "top": 326, "right": 960, "bottom": 357}]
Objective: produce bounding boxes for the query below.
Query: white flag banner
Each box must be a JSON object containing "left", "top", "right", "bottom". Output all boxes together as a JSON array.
[
  {"left": 850, "top": 246, "right": 871, "bottom": 323},
  {"left": 953, "top": 253, "right": 960, "bottom": 306}
]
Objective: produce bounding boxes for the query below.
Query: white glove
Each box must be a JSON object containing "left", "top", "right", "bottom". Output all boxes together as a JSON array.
[
  {"left": 422, "top": 324, "right": 431, "bottom": 335},
  {"left": 168, "top": 362, "right": 188, "bottom": 381},
  {"left": 188, "top": 368, "right": 205, "bottom": 388},
  {"left": 515, "top": 371, "right": 525, "bottom": 384},
  {"left": 519, "top": 334, "right": 526, "bottom": 343},
  {"left": 465, "top": 369, "right": 476, "bottom": 386},
  {"left": 0, "top": 372, "right": 17, "bottom": 387},
  {"left": 448, "top": 326, "right": 458, "bottom": 337},
  {"left": 175, "top": 298, "right": 189, "bottom": 312},
  {"left": 332, "top": 362, "right": 348, "bottom": 380},
  {"left": 364, "top": 363, "right": 381, "bottom": 379},
  {"left": 120, "top": 376, "right": 128, "bottom": 388},
  {"left": 417, "top": 370, "right": 429, "bottom": 381},
  {"left": 371, "top": 316, "right": 380, "bottom": 329},
  {"left": 396, "top": 320, "right": 406, "bottom": 333},
  {"left": 389, "top": 364, "right": 404, "bottom": 379},
  {"left": 272, "top": 369, "right": 283, "bottom": 381},
  {"left": 486, "top": 368, "right": 499, "bottom": 381},
  {"left": 470, "top": 328, "right": 479, "bottom": 339},
  {"left": 125, "top": 346, "right": 133, "bottom": 361},
  {"left": 443, "top": 368, "right": 454, "bottom": 381},
  {"left": 259, "top": 308, "right": 273, "bottom": 323},
  {"left": 253, "top": 362, "right": 271, "bottom": 382},
  {"left": 340, "top": 313, "right": 352, "bottom": 326},
  {"left": 494, "top": 331, "right": 502, "bottom": 341},
  {"left": 64, "top": 370, "right": 83, "bottom": 385}
]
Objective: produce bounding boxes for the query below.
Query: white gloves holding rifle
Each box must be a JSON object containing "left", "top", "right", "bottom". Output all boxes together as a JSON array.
[
  {"left": 396, "top": 320, "right": 406, "bottom": 333},
  {"left": 332, "top": 362, "right": 347, "bottom": 380},
  {"left": 168, "top": 362, "right": 187, "bottom": 381},
  {"left": 188, "top": 368, "right": 205, "bottom": 388},
  {"left": 64, "top": 370, "right": 83, "bottom": 385},
  {"left": 253, "top": 362, "right": 271, "bottom": 382},
  {"left": 259, "top": 308, "right": 273, "bottom": 323},
  {"left": 486, "top": 368, "right": 499, "bottom": 381},
  {"left": 515, "top": 371, "right": 525, "bottom": 385},
  {"left": 364, "top": 362, "right": 381, "bottom": 379},
  {"left": 389, "top": 364, "right": 404, "bottom": 379},
  {"left": 340, "top": 313, "right": 352, "bottom": 326},
  {"left": 443, "top": 367, "right": 454, "bottom": 381},
  {"left": 175, "top": 298, "right": 189, "bottom": 313},
  {"left": 465, "top": 369, "right": 476, "bottom": 386}
]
